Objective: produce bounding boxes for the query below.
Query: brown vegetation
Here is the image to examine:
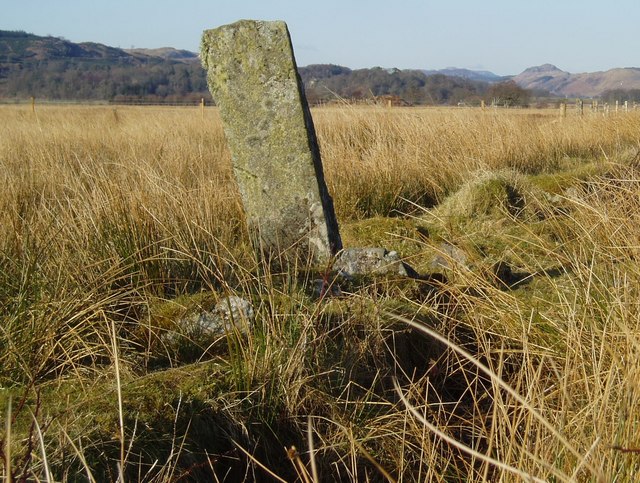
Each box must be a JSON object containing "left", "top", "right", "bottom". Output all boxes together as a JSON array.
[{"left": 2, "top": 104, "right": 640, "bottom": 481}]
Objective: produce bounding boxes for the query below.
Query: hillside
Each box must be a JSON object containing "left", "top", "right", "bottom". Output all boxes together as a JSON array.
[
  {"left": 0, "top": 30, "right": 210, "bottom": 102},
  {"left": 4, "top": 29, "right": 640, "bottom": 103},
  {"left": 513, "top": 63, "right": 640, "bottom": 97},
  {"left": 0, "top": 30, "right": 134, "bottom": 62},
  {"left": 422, "top": 67, "right": 505, "bottom": 83},
  {"left": 124, "top": 47, "right": 199, "bottom": 62},
  {"left": 299, "top": 64, "right": 491, "bottom": 105},
  {"left": 0, "top": 30, "right": 497, "bottom": 104}
]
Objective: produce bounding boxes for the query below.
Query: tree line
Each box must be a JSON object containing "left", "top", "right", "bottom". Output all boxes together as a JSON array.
[
  {"left": 299, "top": 65, "right": 534, "bottom": 107},
  {"left": 6, "top": 30, "right": 640, "bottom": 107},
  {"left": 2, "top": 59, "right": 536, "bottom": 106},
  {"left": 0, "top": 30, "right": 533, "bottom": 106},
  {"left": 1, "top": 58, "right": 210, "bottom": 103}
]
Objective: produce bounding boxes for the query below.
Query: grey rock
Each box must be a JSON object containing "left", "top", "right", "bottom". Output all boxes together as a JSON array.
[
  {"left": 172, "top": 296, "right": 255, "bottom": 342},
  {"left": 333, "top": 247, "right": 411, "bottom": 277},
  {"left": 206, "top": 296, "right": 255, "bottom": 335},
  {"left": 201, "top": 20, "right": 342, "bottom": 264},
  {"left": 430, "top": 243, "right": 468, "bottom": 271}
]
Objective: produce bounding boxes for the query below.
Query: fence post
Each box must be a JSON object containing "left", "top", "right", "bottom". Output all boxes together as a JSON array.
[
  {"left": 615, "top": 100, "right": 619, "bottom": 113},
  {"left": 560, "top": 102, "right": 567, "bottom": 118},
  {"left": 576, "top": 98, "right": 583, "bottom": 116},
  {"left": 200, "top": 98, "right": 205, "bottom": 119},
  {"left": 31, "top": 96, "right": 35, "bottom": 113},
  {"left": 625, "top": 100, "right": 629, "bottom": 113},
  {"left": 481, "top": 100, "right": 486, "bottom": 110}
]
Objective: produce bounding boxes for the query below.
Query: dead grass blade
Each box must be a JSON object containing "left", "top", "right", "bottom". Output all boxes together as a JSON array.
[
  {"left": 232, "top": 440, "right": 288, "bottom": 483},
  {"left": 387, "top": 312, "right": 604, "bottom": 481}
]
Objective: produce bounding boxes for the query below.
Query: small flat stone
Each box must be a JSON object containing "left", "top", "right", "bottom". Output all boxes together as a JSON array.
[{"left": 333, "top": 247, "right": 411, "bottom": 277}]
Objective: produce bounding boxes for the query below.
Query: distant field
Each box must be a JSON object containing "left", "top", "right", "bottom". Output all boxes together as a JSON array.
[{"left": 2, "top": 104, "right": 640, "bottom": 481}]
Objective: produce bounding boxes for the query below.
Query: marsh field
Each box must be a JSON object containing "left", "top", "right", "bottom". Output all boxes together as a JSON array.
[{"left": 2, "top": 104, "right": 640, "bottom": 481}]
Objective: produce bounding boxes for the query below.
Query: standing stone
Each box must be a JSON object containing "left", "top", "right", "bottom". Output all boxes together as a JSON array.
[{"left": 200, "top": 20, "right": 342, "bottom": 264}]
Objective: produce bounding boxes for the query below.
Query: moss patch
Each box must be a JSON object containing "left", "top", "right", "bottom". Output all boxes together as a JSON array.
[
  {"left": 529, "top": 158, "right": 611, "bottom": 194},
  {"left": 340, "top": 215, "right": 426, "bottom": 267},
  {"left": 432, "top": 169, "right": 538, "bottom": 221}
]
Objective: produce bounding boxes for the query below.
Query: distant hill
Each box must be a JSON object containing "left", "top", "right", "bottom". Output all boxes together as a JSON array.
[
  {"left": 124, "top": 47, "right": 199, "bottom": 62},
  {"left": 12, "top": 28, "right": 640, "bottom": 104},
  {"left": 422, "top": 67, "right": 505, "bottom": 83},
  {"left": 299, "top": 64, "right": 490, "bottom": 105},
  {"left": 513, "top": 64, "right": 640, "bottom": 97},
  {"left": 0, "top": 30, "right": 209, "bottom": 102},
  {"left": 0, "top": 30, "right": 135, "bottom": 62},
  {"left": 0, "top": 30, "right": 495, "bottom": 105}
]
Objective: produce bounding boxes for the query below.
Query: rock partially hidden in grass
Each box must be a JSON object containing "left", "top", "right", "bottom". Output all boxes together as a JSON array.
[
  {"left": 311, "top": 278, "right": 343, "bottom": 299},
  {"left": 340, "top": 216, "right": 423, "bottom": 257},
  {"left": 430, "top": 243, "right": 469, "bottom": 271},
  {"left": 143, "top": 292, "right": 255, "bottom": 366},
  {"left": 333, "top": 247, "right": 416, "bottom": 277},
  {"left": 204, "top": 295, "right": 255, "bottom": 335},
  {"left": 488, "top": 260, "right": 532, "bottom": 289},
  {"left": 170, "top": 295, "right": 255, "bottom": 342}
]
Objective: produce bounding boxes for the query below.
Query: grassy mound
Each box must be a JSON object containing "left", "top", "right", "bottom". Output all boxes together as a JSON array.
[{"left": 432, "top": 169, "right": 541, "bottom": 221}]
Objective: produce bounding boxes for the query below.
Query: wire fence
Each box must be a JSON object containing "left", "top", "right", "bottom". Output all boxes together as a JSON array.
[
  {"left": 0, "top": 98, "right": 211, "bottom": 107},
  {"left": 2, "top": 97, "right": 639, "bottom": 116}
]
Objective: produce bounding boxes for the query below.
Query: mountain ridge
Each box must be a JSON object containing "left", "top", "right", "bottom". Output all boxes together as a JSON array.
[
  {"left": 0, "top": 30, "right": 495, "bottom": 104},
  {"left": 124, "top": 47, "right": 199, "bottom": 62},
  {"left": 0, "top": 30, "right": 209, "bottom": 101},
  {"left": 2, "top": 30, "right": 640, "bottom": 101},
  {"left": 422, "top": 67, "right": 506, "bottom": 83},
  {"left": 513, "top": 64, "right": 640, "bottom": 97}
]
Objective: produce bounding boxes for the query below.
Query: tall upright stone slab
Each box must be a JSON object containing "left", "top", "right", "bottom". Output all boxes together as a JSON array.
[{"left": 201, "top": 20, "right": 342, "bottom": 264}]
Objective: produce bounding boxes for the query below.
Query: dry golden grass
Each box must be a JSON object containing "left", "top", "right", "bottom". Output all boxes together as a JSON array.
[
  {"left": 2, "top": 103, "right": 640, "bottom": 481},
  {"left": 316, "top": 106, "right": 640, "bottom": 218}
]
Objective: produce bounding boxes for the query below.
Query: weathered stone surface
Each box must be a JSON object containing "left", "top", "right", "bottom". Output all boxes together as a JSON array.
[
  {"left": 333, "top": 247, "right": 412, "bottom": 277},
  {"left": 169, "top": 296, "right": 254, "bottom": 341},
  {"left": 430, "top": 243, "right": 468, "bottom": 271},
  {"left": 159, "top": 296, "right": 255, "bottom": 359},
  {"left": 201, "top": 20, "right": 342, "bottom": 264},
  {"left": 208, "top": 296, "right": 255, "bottom": 334}
]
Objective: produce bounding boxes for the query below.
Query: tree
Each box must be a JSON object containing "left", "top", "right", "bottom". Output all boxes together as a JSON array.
[{"left": 486, "top": 80, "right": 531, "bottom": 107}]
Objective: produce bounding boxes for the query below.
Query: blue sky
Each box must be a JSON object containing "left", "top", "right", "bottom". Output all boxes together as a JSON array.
[{"left": 2, "top": 0, "right": 638, "bottom": 75}]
